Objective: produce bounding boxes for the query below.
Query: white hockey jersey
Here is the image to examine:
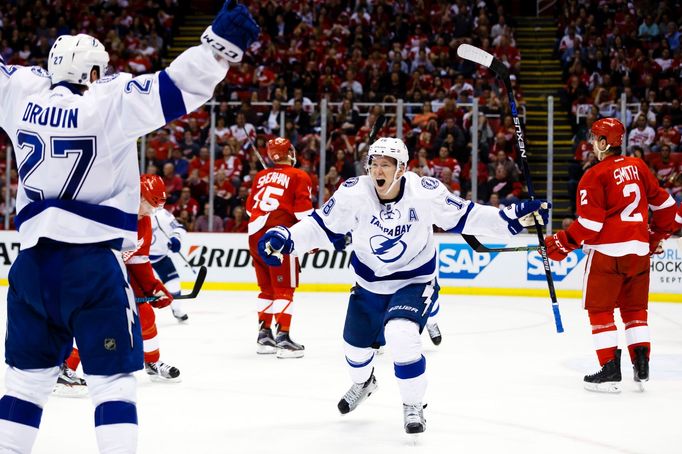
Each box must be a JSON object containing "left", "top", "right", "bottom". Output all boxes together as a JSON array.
[
  {"left": 150, "top": 208, "right": 186, "bottom": 262},
  {"left": 0, "top": 46, "right": 227, "bottom": 250},
  {"left": 290, "top": 172, "right": 514, "bottom": 294}
]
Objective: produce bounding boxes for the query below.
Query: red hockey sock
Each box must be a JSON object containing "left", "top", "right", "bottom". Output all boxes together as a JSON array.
[
  {"left": 621, "top": 309, "right": 650, "bottom": 363},
  {"left": 588, "top": 311, "right": 618, "bottom": 366}
]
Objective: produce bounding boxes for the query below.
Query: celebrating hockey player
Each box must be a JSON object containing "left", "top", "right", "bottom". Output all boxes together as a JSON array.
[
  {"left": 258, "top": 137, "right": 550, "bottom": 433},
  {"left": 544, "top": 118, "right": 677, "bottom": 393},
  {"left": 151, "top": 205, "right": 189, "bottom": 322},
  {"left": 125, "top": 175, "right": 182, "bottom": 382},
  {"left": 0, "top": 1, "right": 259, "bottom": 452},
  {"left": 246, "top": 137, "right": 313, "bottom": 358}
]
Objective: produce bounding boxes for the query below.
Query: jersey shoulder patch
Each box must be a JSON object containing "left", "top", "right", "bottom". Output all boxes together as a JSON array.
[
  {"left": 343, "top": 177, "right": 359, "bottom": 187},
  {"left": 421, "top": 176, "right": 441, "bottom": 190},
  {"left": 30, "top": 67, "right": 50, "bottom": 78}
]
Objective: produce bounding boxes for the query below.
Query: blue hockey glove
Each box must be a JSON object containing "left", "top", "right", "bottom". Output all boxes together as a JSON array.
[
  {"left": 258, "top": 226, "right": 294, "bottom": 266},
  {"left": 167, "top": 237, "right": 181, "bottom": 253},
  {"left": 499, "top": 200, "right": 551, "bottom": 235},
  {"left": 201, "top": 0, "right": 260, "bottom": 63},
  {"left": 330, "top": 232, "right": 352, "bottom": 251}
]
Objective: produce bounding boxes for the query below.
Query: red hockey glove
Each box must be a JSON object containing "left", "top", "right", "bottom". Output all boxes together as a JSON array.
[
  {"left": 150, "top": 281, "right": 173, "bottom": 309},
  {"left": 544, "top": 230, "right": 578, "bottom": 262},
  {"left": 648, "top": 230, "right": 669, "bottom": 256}
]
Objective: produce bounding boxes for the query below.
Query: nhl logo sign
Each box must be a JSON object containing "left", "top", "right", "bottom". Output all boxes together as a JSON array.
[{"left": 104, "top": 338, "right": 117, "bottom": 351}]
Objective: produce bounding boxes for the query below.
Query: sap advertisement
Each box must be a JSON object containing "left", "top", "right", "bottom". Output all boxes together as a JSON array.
[{"left": 0, "top": 232, "right": 678, "bottom": 298}]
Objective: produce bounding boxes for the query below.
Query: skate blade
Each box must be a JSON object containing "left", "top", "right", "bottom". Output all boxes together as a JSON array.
[
  {"left": 276, "top": 348, "right": 304, "bottom": 359},
  {"left": 583, "top": 381, "right": 621, "bottom": 393},
  {"left": 53, "top": 384, "right": 88, "bottom": 398},
  {"left": 148, "top": 375, "right": 182, "bottom": 384},
  {"left": 256, "top": 344, "right": 276, "bottom": 354},
  {"left": 635, "top": 379, "right": 648, "bottom": 392}
]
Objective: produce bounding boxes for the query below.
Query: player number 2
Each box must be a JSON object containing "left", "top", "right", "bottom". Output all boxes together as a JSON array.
[
  {"left": 620, "top": 183, "right": 643, "bottom": 223},
  {"left": 254, "top": 185, "right": 284, "bottom": 212}
]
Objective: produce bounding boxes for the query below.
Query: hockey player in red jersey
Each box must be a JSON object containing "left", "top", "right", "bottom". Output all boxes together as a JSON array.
[
  {"left": 246, "top": 138, "right": 314, "bottom": 358},
  {"left": 125, "top": 174, "right": 181, "bottom": 381},
  {"left": 545, "top": 118, "right": 677, "bottom": 393}
]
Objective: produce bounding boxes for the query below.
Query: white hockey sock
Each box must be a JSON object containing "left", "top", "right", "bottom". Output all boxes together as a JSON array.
[
  {"left": 87, "top": 373, "right": 138, "bottom": 454},
  {"left": 385, "top": 319, "right": 427, "bottom": 405},
  {"left": 170, "top": 298, "right": 185, "bottom": 315},
  {"left": 426, "top": 299, "right": 440, "bottom": 325},
  {"left": 0, "top": 366, "right": 59, "bottom": 453},
  {"left": 344, "top": 342, "right": 375, "bottom": 384}
]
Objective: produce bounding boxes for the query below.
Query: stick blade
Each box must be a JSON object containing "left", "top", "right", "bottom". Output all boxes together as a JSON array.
[
  {"left": 457, "top": 44, "right": 494, "bottom": 68},
  {"left": 176, "top": 265, "right": 207, "bottom": 300},
  {"left": 368, "top": 114, "right": 386, "bottom": 144}
]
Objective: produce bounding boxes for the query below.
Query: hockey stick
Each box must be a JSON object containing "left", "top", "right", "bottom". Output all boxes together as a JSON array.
[
  {"left": 368, "top": 113, "right": 386, "bottom": 144},
  {"left": 134, "top": 265, "right": 207, "bottom": 303},
  {"left": 457, "top": 43, "right": 563, "bottom": 333},
  {"left": 242, "top": 127, "right": 269, "bottom": 169},
  {"left": 462, "top": 235, "right": 537, "bottom": 252}
]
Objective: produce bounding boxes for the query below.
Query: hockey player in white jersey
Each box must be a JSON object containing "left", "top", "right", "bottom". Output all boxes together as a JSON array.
[
  {"left": 150, "top": 208, "right": 188, "bottom": 322},
  {"left": 259, "top": 137, "right": 549, "bottom": 434},
  {"left": 0, "top": 1, "right": 259, "bottom": 453}
]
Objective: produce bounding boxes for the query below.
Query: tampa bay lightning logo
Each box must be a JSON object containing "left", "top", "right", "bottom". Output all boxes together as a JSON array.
[
  {"left": 343, "top": 177, "right": 359, "bottom": 187},
  {"left": 421, "top": 177, "right": 440, "bottom": 190},
  {"left": 370, "top": 234, "right": 407, "bottom": 263},
  {"left": 379, "top": 205, "right": 401, "bottom": 221},
  {"left": 96, "top": 73, "right": 121, "bottom": 84}
]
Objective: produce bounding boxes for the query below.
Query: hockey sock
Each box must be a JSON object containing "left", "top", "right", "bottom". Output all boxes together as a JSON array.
[
  {"left": 621, "top": 309, "right": 650, "bottom": 363},
  {"left": 344, "top": 342, "right": 375, "bottom": 384},
  {"left": 273, "top": 298, "right": 293, "bottom": 332},
  {"left": 588, "top": 311, "right": 618, "bottom": 366},
  {"left": 139, "top": 303, "right": 160, "bottom": 363},
  {"left": 0, "top": 366, "right": 59, "bottom": 453},
  {"left": 257, "top": 297, "right": 274, "bottom": 329},
  {"left": 87, "top": 374, "right": 138, "bottom": 454},
  {"left": 66, "top": 347, "right": 81, "bottom": 371},
  {"left": 427, "top": 299, "right": 440, "bottom": 325},
  {"left": 385, "top": 319, "right": 427, "bottom": 405}
]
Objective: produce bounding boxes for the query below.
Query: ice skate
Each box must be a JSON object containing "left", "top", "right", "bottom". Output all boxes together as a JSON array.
[
  {"left": 257, "top": 325, "right": 276, "bottom": 354},
  {"left": 633, "top": 346, "right": 649, "bottom": 392},
  {"left": 53, "top": 363, "right": 88, "bottom": 398},
  {"left": 583, "top": 349, "right": 622, "bottom": 393},
  {"left": 403, "top": 403, "right": 426, "bottom": 434},
  {"left": 275, "top": 331, "right": 304, "bottom": 359},
  {"left": 425, "top": 322, "right": 442, "bottom": 345},
  {"left": 337, "top": 370, "right": 378, "bottom": 414},
  {"left": 145, "top": 361, "right": 181, "bottom": 383},
  {"left": 172, "top": 308, "right": 189, "bottom": 322}
]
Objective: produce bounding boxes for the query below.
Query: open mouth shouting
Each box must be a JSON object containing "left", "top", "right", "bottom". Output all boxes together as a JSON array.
[{"left": 375, "top": 178, "right": 386, "bottom": 188}]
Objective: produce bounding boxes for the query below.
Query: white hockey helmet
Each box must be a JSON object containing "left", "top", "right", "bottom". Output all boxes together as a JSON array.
[
  {"left": 367, "top": 137, "right": 409, "bottom": 168},
  {"left": 48, "top": 34, "right": 109, "bottom": 86}
]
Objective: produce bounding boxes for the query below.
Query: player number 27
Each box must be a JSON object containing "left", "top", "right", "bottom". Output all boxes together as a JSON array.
[
  {"left": 17, "top": 131, "right": 97, "bottom": 202},
  {"left": 253, "top": 186, "right": 284, "bottom": 212}
]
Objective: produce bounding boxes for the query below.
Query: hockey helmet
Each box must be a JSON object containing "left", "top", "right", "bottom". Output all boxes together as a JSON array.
[
  {"left": 48, "top": 34, "right": 109, "bottom": 86},
  {"left": 140, "top": 174, "right": 166, "bottom": 208},
  {"left": 367, "top": 137, "right": 409, "bottom": 168},
  {"left": 267, "top": 137, "right": 295, "bottom": 164},
  {"left": 589, "top": 117, "right": 625, "bottom": 160}
]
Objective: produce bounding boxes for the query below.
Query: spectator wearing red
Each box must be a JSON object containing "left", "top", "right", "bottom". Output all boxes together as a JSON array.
[
  {"left": 408, "top": 148, "right": 433, "bottom": 176},
  {"left": 430, "top": 146, "right": 461, "bottom": 179},
  {"left": 224, "top": 206, "right": 249, "bottom": 233},
  {"left": 650, "top": 145, "right": 679, "bottom": 187},
  {"left": 149, "top": 128, "right": 175, "bottom": 161},
  {"left": 215, "top": 144, "right": 243, "bottom": 186},
  {"left": 655, "top": 115, "right": 681, "bottom": 152},
  {"left": 483, "top": 165, "right": 522, "bottom": 203},
  {"left": 213, "top": 170, "right": 236, "bottom": 218},
  {"left": 171, "top": 187, "right": 199, "bottom": 221},
  {"left": 162, "top": 162, "right": 183, "bottom": 203},
  {"left": 186, "top": 169, "right": 209, "bottom": 203},
  {"left": 189, "top": 147, "right": 211, "bottom": 181}
]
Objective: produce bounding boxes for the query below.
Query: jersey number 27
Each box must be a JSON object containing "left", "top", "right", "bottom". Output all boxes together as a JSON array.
[{"left": 17, "top": 131, "right": 97, "bottom": 201}]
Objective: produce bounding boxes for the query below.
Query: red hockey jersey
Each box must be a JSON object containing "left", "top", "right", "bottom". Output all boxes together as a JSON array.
[
  {"left": 569, "top": 155, "right": 676, "bottom": 256},
  {"left": 246, "top": 164, "right": 314, "bottom": 235},
  {"left": 122, "top": 216, "right": 161, "bottom": 297}
]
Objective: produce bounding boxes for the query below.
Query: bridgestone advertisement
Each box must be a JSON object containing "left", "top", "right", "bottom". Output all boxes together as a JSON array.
[{"left": 0, "top": 232, "right": 677, "bottom": 301}]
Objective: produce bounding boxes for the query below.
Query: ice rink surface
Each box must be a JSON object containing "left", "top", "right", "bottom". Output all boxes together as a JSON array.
[{"left": 1, "top": 289, "right": 682, "bottom": 454}]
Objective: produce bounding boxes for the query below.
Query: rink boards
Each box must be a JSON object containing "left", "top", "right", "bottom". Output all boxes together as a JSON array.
[{"left": 0, "top": 232, "right": 677, "bottom": 302}]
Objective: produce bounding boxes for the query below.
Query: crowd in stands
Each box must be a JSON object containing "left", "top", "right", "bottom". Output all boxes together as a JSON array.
[
  {"left": 559, "top": 0, "right": 682, "bottom": 215},
  {"left": 1, "top": 0, "right": 531, "bottom": 231}
]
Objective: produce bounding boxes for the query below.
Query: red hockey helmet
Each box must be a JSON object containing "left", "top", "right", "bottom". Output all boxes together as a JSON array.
[
  {"left": 590, "top": 117, "right": 625, "bottom": 147},
  {"left": 267, "top": 137, "right": 295, "bottom": 164},
  {"left": 140, "top": 174, "right": 166, "bottom": 207}
]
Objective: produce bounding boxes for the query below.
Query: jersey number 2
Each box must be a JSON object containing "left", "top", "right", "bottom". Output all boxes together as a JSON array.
[
  {"left": 17, "top": 131, "right": 97, "bottom": 201},
  {"left": 620, "top": 183, "right": 643, "bottom": 223}
]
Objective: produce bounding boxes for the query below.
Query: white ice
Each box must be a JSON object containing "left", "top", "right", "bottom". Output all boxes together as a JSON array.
[{"left": 1, "top": 289, "right": 682, "bottom": 454}]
